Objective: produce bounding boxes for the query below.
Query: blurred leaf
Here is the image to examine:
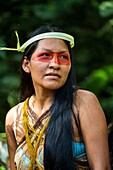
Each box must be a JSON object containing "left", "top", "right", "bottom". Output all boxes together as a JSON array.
[
  {"left": 97, "top": 19, "right": 113, "bottom": 37},
  {"left": 0, "top": 134, "right": 6, "bottom": 139},
  {"left": 80, "top": 69, "right": 109, "bottom": 94},
  {"left": 99, "top": 1, "right": 113, "bottom": 17},
  {"left": 32, "top": 4, "right": 58, "bottom": 19},
  {"left": 0, "top": 166, "right": 5, "bottom": 170},
  {"left": 80, "top": 65, "right": 113, "bottom": 95}
]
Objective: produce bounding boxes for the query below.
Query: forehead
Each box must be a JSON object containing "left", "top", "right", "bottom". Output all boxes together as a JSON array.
[{"left": 35, "top": 38, "right": 69, "bottom": 52}]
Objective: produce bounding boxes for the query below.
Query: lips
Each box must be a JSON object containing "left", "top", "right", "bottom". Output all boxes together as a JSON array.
[{"left": 45, "top": 73, "right": 61, "bottom": 78}]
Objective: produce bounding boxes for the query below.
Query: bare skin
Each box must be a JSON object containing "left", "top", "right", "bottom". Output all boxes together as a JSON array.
[{"left": 5, "top": 38, "right": 111, "bottom": 170}]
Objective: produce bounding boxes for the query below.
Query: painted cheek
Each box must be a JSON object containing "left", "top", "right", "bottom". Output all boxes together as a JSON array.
[
  {"left": 59, "top": 58, "right": 70, "bottom": 65},
  {"left": 51, "top": 53, "right": 70, "bottom": 66},
  {"left": 31, "top": 54, "right": 51, "bottom": 62}
]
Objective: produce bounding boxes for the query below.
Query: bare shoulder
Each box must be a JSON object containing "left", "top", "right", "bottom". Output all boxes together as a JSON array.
[
  {"left": 76, "top": 89, "right": 99, "bottom": 107},
  {"left": 75, "top": 89, "right": 105, "bottom": 119},
  {"left": 73, "top": 89, "right": 98, "bottom": 110},
  {"left": 77, "top": 89, "right": 97, "bottom": 100},
  {"left": 5, "top": 106, "right": 16, "bottom": 128},
  {"left": 5, "top": 102, "right": 24, "bottom": 126}
]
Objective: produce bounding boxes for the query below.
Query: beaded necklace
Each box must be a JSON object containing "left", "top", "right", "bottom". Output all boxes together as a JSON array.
[{"left": 22, "top": 97, "right": 50, "bottom": 170}]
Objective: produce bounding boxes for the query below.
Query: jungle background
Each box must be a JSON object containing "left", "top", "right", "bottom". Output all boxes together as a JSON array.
[{"left": 0, "top": 0, "right": 113, "bottom": 169}]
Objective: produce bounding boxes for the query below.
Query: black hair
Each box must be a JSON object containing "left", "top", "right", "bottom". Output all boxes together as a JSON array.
[{"left": 19, "top": 24, "right": 80, "bottom": 170}]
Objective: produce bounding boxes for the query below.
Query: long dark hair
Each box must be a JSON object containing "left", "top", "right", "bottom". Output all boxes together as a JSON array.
[{"left": 20, "top": 24, "right": 79, "bottom": 170}]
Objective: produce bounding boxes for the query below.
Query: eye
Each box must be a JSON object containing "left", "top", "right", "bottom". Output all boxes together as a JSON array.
[
  {"left": 59, "top": 54, "right": 69, "bottom": 60},
  {"left": 60, "top": 55, "right": 68, "bottom": 59},
  {"left": 39, "top": 52, "right": 50, "bottom": 57}
]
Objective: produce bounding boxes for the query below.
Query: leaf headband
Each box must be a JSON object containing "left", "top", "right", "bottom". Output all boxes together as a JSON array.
[{"left": 0, "top": 31, "right": 74, "bottom": 53}]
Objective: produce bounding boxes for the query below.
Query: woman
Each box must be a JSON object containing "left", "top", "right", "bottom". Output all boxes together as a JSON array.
[{"left": 4, "top": 25, "right": 111, "bottom": 170}]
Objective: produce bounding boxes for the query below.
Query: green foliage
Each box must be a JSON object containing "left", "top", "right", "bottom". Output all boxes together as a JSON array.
[
  {"left": 0, "top": 133, "right": 6, "bottom": 139},
  {"left": 80, "top": 65, "right": 113, "bottom": 95},
  {"left": 99, "top": 1, "right": 113, "bottom": 17},
  {"left": 0, "top": 166, "right": 6, "bottom": 170},
  {"left": 0, "top": 0, "right": 113, "bottom": 132}
]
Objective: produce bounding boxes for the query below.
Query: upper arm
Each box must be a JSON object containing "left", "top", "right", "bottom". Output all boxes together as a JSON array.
[
  {"left": 77, "top": 90, "right": 111, "bottom": 169},
  {"left": 5, "top": 109, "right": 17, "bottom": 170}
]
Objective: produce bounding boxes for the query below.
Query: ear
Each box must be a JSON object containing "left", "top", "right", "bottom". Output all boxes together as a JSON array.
[{"left": 22, "top": 57, "right": 31, "bottom": 73}]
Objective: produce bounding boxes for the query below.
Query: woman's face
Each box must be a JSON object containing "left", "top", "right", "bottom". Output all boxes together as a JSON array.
[{"left": 23, "top": 38, "right": 71, "bottom": 91}]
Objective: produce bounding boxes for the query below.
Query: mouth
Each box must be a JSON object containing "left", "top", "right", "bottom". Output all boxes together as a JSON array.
[{"left": 45, "top": 73, "right": 61, "bottom": 78}]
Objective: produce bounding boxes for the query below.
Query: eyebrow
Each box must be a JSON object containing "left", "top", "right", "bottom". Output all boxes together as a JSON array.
[{"left": 40, "top": 48, "right": 70, "bottom": 53}]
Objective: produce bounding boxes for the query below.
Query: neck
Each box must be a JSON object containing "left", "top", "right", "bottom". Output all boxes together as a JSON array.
[{"left": 33, "top": 87, "right": 56, "bottom": 117}]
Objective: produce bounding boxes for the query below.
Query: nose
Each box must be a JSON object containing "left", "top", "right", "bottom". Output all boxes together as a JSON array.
[{"left": 49, "top": 53, "right": 60, "bottom": 69}]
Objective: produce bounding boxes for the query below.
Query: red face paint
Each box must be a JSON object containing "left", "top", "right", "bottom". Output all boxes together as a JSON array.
[{"left": 32, "top": 52, "right": 71, "bottom": 65}]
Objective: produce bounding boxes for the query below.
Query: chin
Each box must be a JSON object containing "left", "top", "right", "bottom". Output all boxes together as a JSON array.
[{"left": 45, "top": 84, "right": 64, "bottom": 90}]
